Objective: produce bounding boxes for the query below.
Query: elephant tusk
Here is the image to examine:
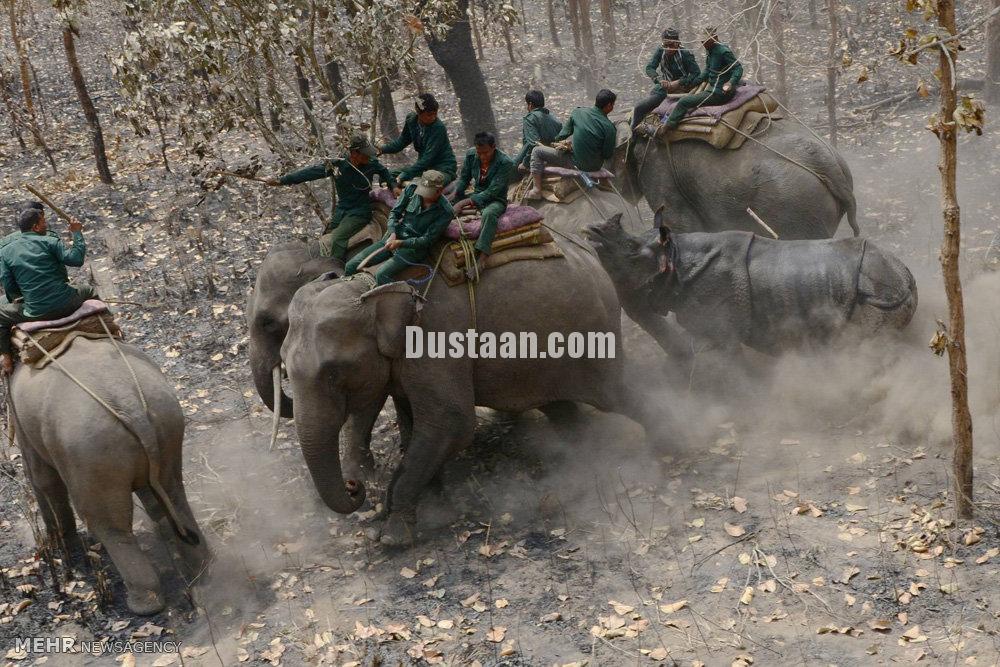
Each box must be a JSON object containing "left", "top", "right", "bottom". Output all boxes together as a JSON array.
[{"left": 269, "top": 364, "right": 282, "bottom": 451}]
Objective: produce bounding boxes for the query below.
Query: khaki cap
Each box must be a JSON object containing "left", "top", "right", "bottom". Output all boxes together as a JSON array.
[
  {"left": 415, "top": 170, "right": 447, "bottom": 198},
  {"left": 348, "top": 135, "right": 376, "bottom": 157}
]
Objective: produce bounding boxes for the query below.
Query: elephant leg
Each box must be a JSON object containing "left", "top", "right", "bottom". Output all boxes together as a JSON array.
[
  {"left": 392, "top": 394, "right": 414, "bottom": 453},
  {"left": 74, "top": 485, "right": 164, "bottom": 616},
  {"left": 342, "top": 396, "right": 385, "bottom": 485},
  {"left": 374, "top": 411, "right": 475, "bottom": 547},
  {"left": 539, "top": 401, "right": 583, "bottom": 442},
  {"left": 21, "top": 448, "right": 81, "bottom": 557}
]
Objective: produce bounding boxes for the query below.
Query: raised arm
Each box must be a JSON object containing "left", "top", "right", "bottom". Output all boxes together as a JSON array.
[
  {"left": 371, "top": 158, "right": 398, "bottom": 191},
  {"left": 380, "top": 116, "right": 413, "bottom": 155},
  {"left": 278, "top": 161, "right": 335, "bottom": 185},
  {"left": 554, "top": 112, "right": 576, "bottom": 143},
  {"left": 53, "top": 231, "right": 86, "bottom": 268}
]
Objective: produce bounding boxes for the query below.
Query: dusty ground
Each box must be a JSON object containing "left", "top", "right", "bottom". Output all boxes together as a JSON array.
[{"left": 4, "top": 1, "right": 1000, "bottom": 666}]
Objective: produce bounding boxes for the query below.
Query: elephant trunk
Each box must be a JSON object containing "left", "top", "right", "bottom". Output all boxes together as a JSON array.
[
  {"left": 250, "top": 339, "right": 294, "bottom": 418},
  {"left": 296, "top": 392, "right": 366, "bottom": 514}
]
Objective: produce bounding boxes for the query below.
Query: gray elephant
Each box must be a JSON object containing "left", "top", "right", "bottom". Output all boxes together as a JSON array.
[
  {"left": 10, "top": 337, "right": 209, "bottom": 615},
  {"left": 613, "top": 121, "right": 860, "bottom": 239},
  {"left": 246, "top": 238, "right": 342, "bottom": 440},
  {"left": 281, "top": 241, "right": 669, "bottom": 546},
  {"left": 587, "top": 214, "right": 916, "bottom": 357}
]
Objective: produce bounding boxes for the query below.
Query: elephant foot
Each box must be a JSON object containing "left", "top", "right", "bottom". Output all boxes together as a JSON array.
[
  {"left": 364, "top": 513, "right": 418, "bottom": 549},
  {"left": 126, "top": 587, "right": 165, "bottom": 616}
]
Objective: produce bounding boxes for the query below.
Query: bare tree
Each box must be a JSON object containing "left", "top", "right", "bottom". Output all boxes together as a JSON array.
[
  {"left": 378, "top": 79, "right": 399, "bottom": 138},
  {"left": 599, "top": 0, "right": 615, "bottom": 50},
  {"left": 545, "top": 0, "right": 561, "bottom": 46},
  {"left": 826, "top": 0, "right": 838, "bottom": 146},
  {"left": 987, "top": 0, "right": 1000, "bottom": 104},
  {"left": 59, "top": 12, "right": 113, "bottom": 184},
  {"left": 567, "top": 0, "right": 582, "bottom": 49},
  {"left": 7, "top": 0, "right": 41, "bottom": 147},
  {"left": 770, "top": 0, "right": 789, "bottom": 104}
]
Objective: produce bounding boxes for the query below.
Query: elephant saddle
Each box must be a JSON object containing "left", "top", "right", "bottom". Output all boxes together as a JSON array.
[
  {"left": 12, "top": 300, "right": 123, "bottom": 368},
  {"left": 642, "top": 83, "right": 783, "bottom": 150}
]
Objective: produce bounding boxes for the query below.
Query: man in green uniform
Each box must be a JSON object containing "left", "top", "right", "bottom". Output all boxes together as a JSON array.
[
  {"left": 345, "top": 170, "right": 454, "bottom": 286},
  {"left": 663, "top": 27, "right": 744, "bottom": 131},
  {"left": 268, "top": 135, "right": 396, "bottom": 261},
  {"left": 0, "top": 207, "right": 95, "bottom": 374},
  {"left": 379, "top": 93, "right": 458, "bottom": 183},
  {"left": 526, "top": 89, "right": 618, "bottom": 200},
  {"left": 631, "top": 28, "right": 701, "bottom": 129},
  {"left": 451, "top": 131, "right": 515, "bottom": 275},
  {"left": 513, "top": 90, "right": 562, "bottom": 174}
]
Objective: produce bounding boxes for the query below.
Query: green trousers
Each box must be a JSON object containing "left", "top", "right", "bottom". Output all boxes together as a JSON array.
[
  {"left": 474, "top": 201, "right": 507, "bottom": 255},
  {"left": 324, "top": 212, "right": 371, "bottom": 261},
  {"left": 0, "top": 284, "right": 98, "bottom": 355},
  {"left": 664, "top": 90, "right": 733, "bottom": 128},
  {"left": 345, "top": 240, "right": 430, "bottom": 286}
]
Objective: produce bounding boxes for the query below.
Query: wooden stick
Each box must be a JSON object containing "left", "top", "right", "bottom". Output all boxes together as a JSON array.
[
  {"left": 746, "top": 207, "right": 779, "bottom": 239},
  {"left": 215, "top": 170, "right": 269, "bottom": 183},
  {"left": 23, "top": 184, "right": 72, "bottom": 222}
]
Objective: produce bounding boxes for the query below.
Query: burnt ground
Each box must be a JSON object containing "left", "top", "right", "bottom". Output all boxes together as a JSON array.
[{"left": 4, "top": 1, "right": 1000, "bottom": 666}]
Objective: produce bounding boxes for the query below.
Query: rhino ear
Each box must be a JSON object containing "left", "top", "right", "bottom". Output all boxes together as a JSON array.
[
  {"left": 653, "top": 205, "right": 670, "bottom": 233},
  {"left": 605, "top": 212, "right": 624, "bottom": 229}
]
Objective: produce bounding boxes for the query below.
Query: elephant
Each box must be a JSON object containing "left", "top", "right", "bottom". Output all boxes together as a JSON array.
[
  {"left": 281, "top": 240, "right": 670, "bottom": 546},
  {"left": 9, "top": 337, "right": 210, "bottom": 615},
  {"left": 246, "top": 238, "right": 343, "bottom": 441},
  {"left": 612, "top": 120, "right": 860, "bottom": 240},
  {"left": 586, "top": 214, "right": 917, "bottom": 358}
]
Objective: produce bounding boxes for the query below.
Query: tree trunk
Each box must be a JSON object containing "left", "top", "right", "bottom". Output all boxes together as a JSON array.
[
  {"left": 502, "top": 22, "right": 517, "bottom": 64},
  {"left": 546, "top": 0, "right": 561, "bottom": 47},
  {"left": 293, "top": 52, "right": 318, "bottom": 138},
  {"left": 8, "top": 0, "right": 40, "bottom": 147},
  {"left": 0, "top": 64, "right": 27, "bottom": 150},
  {"left": 826, "top": 0, "right": 838, "bottom": 147},
  {"left": 987, "top": 0, "right": 1000, "bottom": 104},
  {"left": 426, "top": 0, "right": 498, "bottom": 144},
  {"left": 378, "top": 79, "right": 399, "bottom": 138},
  {"left": 771, "top": 0, "right": 789, "bottom": 104},
  {"left": 567, "top": 0, "right": 582, "bottom": 50},
  {"left": 62, "top": 27, "right": 113, "bottom": 184},
  {"left": 578, "top": 0, "right": 596, "bottom": 59},
  {"left": 599, "top": 0, "right": 615, "bottom": 51},
  {"left": 935, "top": 0, "right": 974, "bottom": 520},
  {"left": 323, "top": 58, "right": 346, "bottom": 101},
  {"left": 469, "top": 0, "right": 485, "bottom": 60}
]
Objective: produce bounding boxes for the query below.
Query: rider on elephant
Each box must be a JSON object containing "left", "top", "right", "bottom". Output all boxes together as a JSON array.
[
  {"left": 449, "top": 131, "right": 515, "bottom": 273},
  {"left": 662, "top": 26, "right": 744, "bottom": 131},
  {"left": 0, "top": 206, "right": 96, "bottom": 374},
  {"left": 631, "top": 28, "right": 701, "bottom": 129},
  {"left": 268, "top": 136, "right": 397, "bottom": 261},
  {"left": 379, "top": 93, "right": 458, "bottom": 184},
  {"left": 526, "top": 89, "right": 618, "bottom": 200},
  {"left": 345, "top": 170, "right": 454, "bottom": 286},
  {"left": 513, "top": 90, "right": 562, "bottom": 174}
]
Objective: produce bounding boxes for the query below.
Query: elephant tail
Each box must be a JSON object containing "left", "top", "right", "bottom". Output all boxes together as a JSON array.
[
  {"left": 130, "top": 415, "right": 201, "bottom": 546},
  {"left": 833, "top": 152, "right": 861, "bottom": 237}
]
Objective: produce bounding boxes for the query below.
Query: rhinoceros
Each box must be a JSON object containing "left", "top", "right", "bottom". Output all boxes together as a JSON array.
[{"left": 586, "top": 214, "right": 917, "bottom": 357}]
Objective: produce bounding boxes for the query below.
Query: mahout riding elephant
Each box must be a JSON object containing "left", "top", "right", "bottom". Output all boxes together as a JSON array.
[
  {"left": 10, "top": 337, "right": 210, "bottom": 615},
  {"left": 587, "top": 214, "right": 916, "bottom": 357},
  {"left": 281, "top": 241, "right": 671, "bottom": 547},
  {"left": 612, "top": 121, "right": 860, "bottom": 239},
  {"left": 246, "top": 238, "right": 342, "bottom": 437}
]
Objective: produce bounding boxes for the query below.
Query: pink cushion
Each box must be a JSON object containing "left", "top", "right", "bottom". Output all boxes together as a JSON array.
[
  {"left": 542, "top": 166, "right": 615, "bottom": 179},
  {"left": 370, "top": 188, "right": 397, "bottom": 207},
  {"left": 17, "top": 299, "right": 109, "bottom": 333},
  {"left": 654, "top": 83, "right": 767, "bottom": 120},
  {"left": 445, "top": 205, "right": 543, "bottom": 240}
]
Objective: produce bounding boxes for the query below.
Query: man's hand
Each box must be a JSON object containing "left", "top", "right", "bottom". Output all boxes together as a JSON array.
[
  {"left": 1, "top": 353, "right": 13, "bottom": 376},
  {"left": 722, "top": 82, "right": 732, "bottom": 93},
  {"left": 392, "top": 186, "right": 403, "bottom": 197},
  {"left": 68, "top": 217, "right": 83, "bottom": 233},
  {"left": 517, "top": 163, "right": 528, "bottom": 174},
  {"left": 264, "top": 177, "right": 282, "bottom": 186},
  {"left": 386, "top": 238, "right": 404, "bottom": 251},
  {"left": 453, "top": 198, "right": 474, "bottom": 213}
]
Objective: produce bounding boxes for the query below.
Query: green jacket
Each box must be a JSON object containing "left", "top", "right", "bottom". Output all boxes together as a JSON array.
[
  {"left": 0, "top": 230, "right": 58, "bottom": 250},
  {"left": 386, "top": 184, "right": 455, "bottom": 253},
  {"left": 0, "top": 230, "right": 86, "bottom": 317},
  {"left": 645, "top": 47, "right": 701, "bottom": 95},
  {"left": 694, "top": 42, "right": 743, "bottom": 96},
  {"left": 555, "top": 106, "right": 617, "bottom": 173},
  {"left": 380, "top": 112, "right": 458, "bottom": 182},
  {"left": 453, "top": 148, "right": 515, "bottom": 209},
  {"left": 279, "top": 155, "right": 396, "bottom": 223},
  {"left": 513, "top": 108, "right": 563, "bottom": 169}
]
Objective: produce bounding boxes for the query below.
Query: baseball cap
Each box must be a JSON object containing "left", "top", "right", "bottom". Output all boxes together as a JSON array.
[
  {"left": 348, "top": 135, "right": 377, "bottom": 157},
  {"left": 662, "top": 28, "right": 679, "bottom": 41},
  {"left": 415, "top": 170, "right": 447, "bottom": 198}
]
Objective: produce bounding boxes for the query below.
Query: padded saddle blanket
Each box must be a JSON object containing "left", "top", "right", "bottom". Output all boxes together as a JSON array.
[
  {"left": 12, "top": 300, "right": 122, "bottom": 368},
  {"left": 641, "top": 83, "right": 782, "bottom": 150},
  {"left": 508, "top": 168, "right": 615, "bottom": 206}
]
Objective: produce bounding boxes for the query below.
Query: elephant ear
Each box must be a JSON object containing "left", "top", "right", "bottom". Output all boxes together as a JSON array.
[{"left": 370, "top": 289, "right": 418, "bottom": 359}]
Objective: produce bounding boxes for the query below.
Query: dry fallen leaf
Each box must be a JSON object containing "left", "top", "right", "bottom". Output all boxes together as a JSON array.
[
  {"left": 732, "top": 496, "right": 748, "bottom": 513},
  {"left": 658, "top": 599, "right": 688, "bottom": 614},
  {"left": 740, "top": 587, "right": 754, "bottom": 605},
  {"left": 609, "top": 600, "right": 633, "bottom": 615},
  {"left": 868, "top": 619, "right": 892, "bottom": 633},
  {"left": 486, "top": 626, "right": 507, "bottom": 643},
  {"left": 724, "top": 523, "right": 747, "bottom": 537},
  {"left": 400, "top": 567, "right": 417, "bottom": 579}
]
